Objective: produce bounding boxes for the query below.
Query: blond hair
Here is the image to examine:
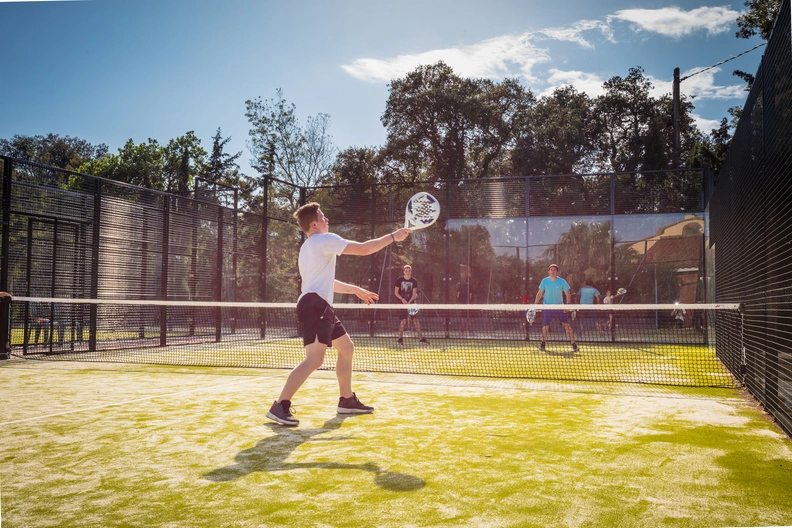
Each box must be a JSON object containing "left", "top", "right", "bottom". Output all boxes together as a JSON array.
[{"left": 293, "top": 202, "right": 321, "bottom": 234}]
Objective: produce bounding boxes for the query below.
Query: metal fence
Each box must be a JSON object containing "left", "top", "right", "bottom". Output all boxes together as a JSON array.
[
  {"left": 1, "top": 155, "right": 710, "bottom": 354},
  {"left": 710, "top": 0, "right": 792, "bottom": 438}
]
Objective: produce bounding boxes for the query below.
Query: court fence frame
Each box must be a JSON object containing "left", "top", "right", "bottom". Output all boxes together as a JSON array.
[{"left": 709, "top": 0, "right": 792, "bottom": 438}]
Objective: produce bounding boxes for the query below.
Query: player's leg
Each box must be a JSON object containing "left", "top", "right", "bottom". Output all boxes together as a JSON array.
[
  {"left": 414, "top": 317, "right": 428, "bottom": 344},
  {"left": 562, "top": 321, "right": 579, "bottom": 351},
  {"left": 278, "top": 337, "right": 327, "bottom": 402},
  {"left": 333, "top": 332, "right": 355, "bottom": 398},
  {"left": 397, "top": 316, "right": 406, "bottom": 345},
  {"left": 333, "top": 332, "right": 374, "bottom": 414},
  {"left": 540, "top": 323, "right": 549, "bottom": 350},
  {"left": 267, "top": 337, "right": 327, "bottom": 426}
]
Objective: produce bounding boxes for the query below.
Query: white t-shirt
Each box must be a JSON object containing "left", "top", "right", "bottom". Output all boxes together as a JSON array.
[{"left": 297, "top": 232, "right": 349, "bottom": 305}]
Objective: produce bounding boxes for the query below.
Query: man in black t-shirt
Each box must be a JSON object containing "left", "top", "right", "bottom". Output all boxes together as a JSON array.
[{"left": 393, "top": 265, "right": 428, "bottom": 346}]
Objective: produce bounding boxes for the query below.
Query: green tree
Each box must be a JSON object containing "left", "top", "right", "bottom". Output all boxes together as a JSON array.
[
  {"left": 593, "top": 67, "right": 659, "bottom": 172},
  {"left": 731, "top": 0, "right": 781, "bottom": 114},
  {"left": 245, "top": 89, "right": 337, "bottom": 211},
  {"left": 0, "top": 133, "right": 108, "bottom": 169},
  {"left": 381, "top": 62, "right": 478, "bottom": 182},
  {"left": 512, "top": 86, "right": 597, "bottom": 176},
  {"left": 79, "top": 138, "right": 165, "bottom": 189},
  {"left": 467, "top": 77, "right": 534, "bottom": 178},
  {"left": 381, "top": 62, "right": 533, "bottom": 182},
  {"left": 203, "top": 128, "right": 243, "bottom": 184},
  {"left": 198, "top": 128, "right": 252, "bottom": 208},
  {"left": 735, "top": 0, "right": 782, "bottom": 40},
  {"left": 163, "top": 131, "right": 207, "bottom": 196}
]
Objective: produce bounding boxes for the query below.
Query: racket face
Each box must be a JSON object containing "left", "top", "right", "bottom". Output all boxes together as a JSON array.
[
  {"left": 405, "top": 192, "right": 441, "bottom": 230},
  {"left": 525, "top": 309, "right": 536, "bottom": 324},
  {"left": 617, "top": 288, "right": 627, "bottom": 295},
  {"left": 408, "top": 307, "right": 419, "bottom": 316}
]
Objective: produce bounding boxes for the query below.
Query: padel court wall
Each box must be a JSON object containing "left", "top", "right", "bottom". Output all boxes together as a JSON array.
[{"left": 710, "top": 0, "right": 792, "bottom": 438}]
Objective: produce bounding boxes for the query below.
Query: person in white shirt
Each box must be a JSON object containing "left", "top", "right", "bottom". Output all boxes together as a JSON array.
[
  {"left": 266, "top": 202, "right": 411, "bottom": 426},
  {"left": 601, "top": 288, "right": 625, "bottom": 333}
]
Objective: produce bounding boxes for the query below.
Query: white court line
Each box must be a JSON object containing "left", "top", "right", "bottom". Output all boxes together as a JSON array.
[{"left": 0, "top": 374, "right": 270, "bottom": 427}]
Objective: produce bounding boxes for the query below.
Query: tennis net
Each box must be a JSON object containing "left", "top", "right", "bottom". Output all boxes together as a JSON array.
[{"left": 7, "top": 297, "right": 741, "bottom": 387}]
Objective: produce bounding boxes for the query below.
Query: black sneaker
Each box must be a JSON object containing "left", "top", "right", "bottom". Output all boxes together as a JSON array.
[
  {"left": 396, "top": 338, "right": 404, "bottom": 346},
  {"left": 539, "top": 342, "right": 546, "bottom": 351},
  {"left": 419, "top": 338, "right": 429, "bottom": 345},
  {"left": 572, "top": 343, "right": 579, "bottom": 352},
  {"left": 266, "top": 400, "right": 299, "bottom": 426},
  {"left": 337, "top": 392, "right": 374, "bottom": 414}
]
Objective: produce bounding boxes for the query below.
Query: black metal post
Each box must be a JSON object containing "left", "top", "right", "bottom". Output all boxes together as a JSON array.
[
  {"left": 160, "top": 196, "right": 170, "bottom": 347},
  {"left": 0, "top": 293, "right": 10, "bottom": 360},
  {"left": 215, "top": 206, "right": 223, "bottom": 342},
  {"left": 0, "top": 157, "right": 12, "bottom": 294},
  {"left": 89, "top": 178, "right": 102, "bottom": 351}
]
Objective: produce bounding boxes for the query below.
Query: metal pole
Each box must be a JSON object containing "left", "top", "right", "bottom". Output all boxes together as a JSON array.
[
  {"left": 0, "top": 158, "right": 12, "bottom": 294},
  {"left": 160, "top": 195, "right": 170, "bottom": 347},
  {"left": 673, "top": 67, "right": 681, "bottom": 164},
  {"left": 0, "top": 293, "right": 10, "bottom": 360},
  {"left": 215, "top": 206, "right": 224, "bottom": 342}
]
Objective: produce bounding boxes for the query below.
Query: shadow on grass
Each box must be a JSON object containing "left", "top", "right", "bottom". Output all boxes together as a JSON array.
[{"left": 203, "top": 414, "right": 425, "bottom": 492}]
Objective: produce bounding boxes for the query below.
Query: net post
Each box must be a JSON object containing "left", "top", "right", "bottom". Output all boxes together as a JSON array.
[{"left": 0, "top": 292, "right": 11, "bottom": 359}]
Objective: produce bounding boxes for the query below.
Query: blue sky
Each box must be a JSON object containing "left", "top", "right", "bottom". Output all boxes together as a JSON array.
[{"left": 0, "top": 0, "right": 767, "bottom": 174}]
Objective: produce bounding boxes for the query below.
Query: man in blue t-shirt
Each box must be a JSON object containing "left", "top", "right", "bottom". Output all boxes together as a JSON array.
[
  {"left": 577, "top": 278, "right": 602, "bottom": 333},
  {"left": 534, "top": 264, "right": 579, "bottom": 353}
]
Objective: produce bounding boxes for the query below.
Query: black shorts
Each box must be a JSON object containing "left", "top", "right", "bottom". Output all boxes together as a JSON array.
[
  {"left": 297, "top": 293, "right": 347, "bottom": 347},
  {"left": 399, "top": 307, "right": 419, "bottom": 321}
]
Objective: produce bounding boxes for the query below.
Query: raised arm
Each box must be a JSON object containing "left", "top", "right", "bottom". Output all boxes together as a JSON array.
[{"left": 342, "top": 228, "right": 411, "bottom": 256}]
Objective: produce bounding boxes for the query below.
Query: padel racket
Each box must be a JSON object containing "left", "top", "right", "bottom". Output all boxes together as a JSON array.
[
  {"left": 525, "top": 309, "right": 536, "bottom": 324},
  {"left": 404, "top": 192, "right": 440, "bottom": 230},
  {"left": 408, "top": 306, "right": 419, "bottom": 316},
  {"left": 617, "top": 287, "right": 627, "bottom": 296}
]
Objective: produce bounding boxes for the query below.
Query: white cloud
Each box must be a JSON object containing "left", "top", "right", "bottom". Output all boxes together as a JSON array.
[
  {"left": 342, "top": 17, "right": 620, "bottom": 85},
  {"left": 692, "top": 114, "right": 723, "bottom": 135},
  {"left": 541, "top": 66, "right": 746, "bottom": 107},
  {"left": 342, "top": 33, "right": 551, "bottom": 84},
  {"left": 678, "top": 67, "right": 748, "bottom": 100},
  {"left": 539, "top": 19, "right": 615, "bottom": 49},
  {"left": 540, "top": 69, "right": 607, "bottom": 98},
  {"left": 342, "top": 7, "right": 747, "bottom": 110},
  {"left": 610, "top": 6, "right": 739, "bottom": 38}
]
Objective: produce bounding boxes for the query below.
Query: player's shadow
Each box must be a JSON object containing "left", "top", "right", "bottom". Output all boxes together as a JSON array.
[{"left": 203, "top": 415, "right": 425, "bottom": 492}]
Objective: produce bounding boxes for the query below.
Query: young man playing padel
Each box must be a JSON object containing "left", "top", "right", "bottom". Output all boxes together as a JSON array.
[
  {"left": 266, "top": 202, "right": 412, "bottom": 426},
  {"left": 534, "top": 263, "right": 579, "bottom": 353},
  {"left": 394, "top": 264, "right": 428, "bottom": 346}
]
